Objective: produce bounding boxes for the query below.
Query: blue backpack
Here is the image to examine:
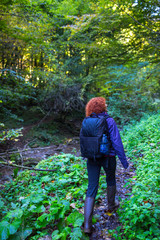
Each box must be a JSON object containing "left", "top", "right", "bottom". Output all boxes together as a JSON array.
[{"left": 80, "top": 113, "right": 111, "bottom": 159}]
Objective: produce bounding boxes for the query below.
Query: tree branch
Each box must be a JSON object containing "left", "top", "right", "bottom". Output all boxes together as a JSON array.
[
  {"left": 111, "top": 0, "right": 160, "bottom": 35},
  {"left": 0, "top": 161, "right": 56, "bottom": 172}
]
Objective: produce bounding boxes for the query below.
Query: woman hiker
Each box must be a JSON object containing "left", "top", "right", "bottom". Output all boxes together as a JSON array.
[{"left": 80, "top": 97, "right": 129, "bottom": 234}]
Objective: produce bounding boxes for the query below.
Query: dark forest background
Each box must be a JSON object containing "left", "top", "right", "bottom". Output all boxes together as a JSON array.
[{"left": 1, "top": 0, "right": 160, "bottom": 133}]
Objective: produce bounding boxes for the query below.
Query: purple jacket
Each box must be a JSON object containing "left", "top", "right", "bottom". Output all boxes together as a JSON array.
[{"left": 98, "top": 112, "right": 128, "bottom": 169}]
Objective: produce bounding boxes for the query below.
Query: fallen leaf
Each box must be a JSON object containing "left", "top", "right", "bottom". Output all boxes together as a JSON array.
[{"left": 105, "top": 212, "right": 113, "bottom": 216}]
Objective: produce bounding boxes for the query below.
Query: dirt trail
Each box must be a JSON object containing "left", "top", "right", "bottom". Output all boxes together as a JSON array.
[{"left": 90, "top": 159, "right": 134, "bottom": 240}]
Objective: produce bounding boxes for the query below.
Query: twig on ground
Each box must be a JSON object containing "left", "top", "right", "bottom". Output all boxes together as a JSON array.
[{"left": 0, "top": 161, "right": 56, "bottom": 172}]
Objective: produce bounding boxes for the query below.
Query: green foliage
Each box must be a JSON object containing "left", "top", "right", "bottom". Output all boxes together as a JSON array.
[
  {"left": 114, "top": 113, "right": 160, "bottom": 239},
  {"left": 25, "top": 125, "right": 60, "bottom": 147},
  {"left": 0, "top": 69, "right": 36, "bottom": 121},
  {"left": 0, "top": 123, "right": 23, "bottom": 143},
  {"left": 0, "top": 154, "right": 91, "bottom": 240},
  {"left": 1, "top": 0, "right": 160, "bottom": 124},
  {"left": 24, "top": 120, "right": 73, "bottom": 147},
  {"left": 94, "top": 62, "right": 159, "bottom": 124}
]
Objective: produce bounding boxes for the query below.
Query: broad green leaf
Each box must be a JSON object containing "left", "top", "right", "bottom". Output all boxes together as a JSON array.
[
  {"left": 51, "top": 230, "right": 64, "bottom": 240},
  {"left": 9, "top": 228, "right": 32, "bottom": 240},
  {"left": 67, "top": 211, "right": 83, "bottom": 227},
  {"left": 0, "top": 221, "right": 9, "bottom": 240},
  {"left": 8, "top": 220, "right": 21, "bottom": 235},
  {"left": 37, "top": 213, "right": 48, "bottom": 222},
  {"left": 21, "top": 228, "right": 32, "bottom": 239},
  {"left": 70, "top": 227, "right": 82, "bottom": 240},
  {"left": 35, "top": 205, "right": 46, "bottom": 213},
  {"left": 28, "top": 205, "right": 37, "bottom": 212},
  {"left": 6, "top": 209, "right": 23, "bottom": 219},
  {"left": 31, "top": 195, "right": 44, "bottom": 204},
  {"left": 41, "top": 176, "right": 52, "bottom": 182}
]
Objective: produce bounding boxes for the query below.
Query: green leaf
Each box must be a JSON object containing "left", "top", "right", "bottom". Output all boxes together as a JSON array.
[
  {"left": 0, "top": 221, "right": 9, "bottom": 240},
  {"left": 28, "top": 205, "right": 37, "bottom": 212},
  {"left": 41, "top": 176, "right": 52, "bottom": 182},
  {"left": 67, "top": 211, "right": 83, "bottom": 227},
  {"left": 62, "top": 227, "right": 71, "bottom": 235},
  {"left": 35, "top": 205, "right": 46, "bottom": 213},
  {"left": 8, "top": 220, "right": 21, "bottom": 235},
  {"left": 0, "top": 199, "right": 4, "bottom": 209},
  {"left": 11, "top": 202, "right": 17, "bottom": 210},
  {"left": 70, "top": 227, "right": 82, "bottom": 240},
  {"left": 31, "top": 195, "right": 44, "bottom": 204},
  {"left": 6, "top": 209, "right": 23, "bottom": 219},
  {"left": 21, "top": 228, "right": 32, "bottom": 239},
  {"left": 51, "top": 230, "right": 64, "bottom": 240},
  {"left": 9, "top": 228, "right": 32, "bottom": 240},
  {"left": 37, "top": 213, "right": 48, "bottom": 222}
]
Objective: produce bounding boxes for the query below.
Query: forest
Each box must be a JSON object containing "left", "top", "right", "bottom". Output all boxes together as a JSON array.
[{"left": 0, "top": 0, "right": 160, "bottom": 239}]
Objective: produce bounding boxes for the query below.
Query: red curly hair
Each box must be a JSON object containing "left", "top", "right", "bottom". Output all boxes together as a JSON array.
[{"left": 85, "top": 97, "right": 107, "bottom": 117}]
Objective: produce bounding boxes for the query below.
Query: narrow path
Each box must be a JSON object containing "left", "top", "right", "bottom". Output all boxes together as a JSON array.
[{"left": 90, "top": 160, "right": 135, "bottom": 240}]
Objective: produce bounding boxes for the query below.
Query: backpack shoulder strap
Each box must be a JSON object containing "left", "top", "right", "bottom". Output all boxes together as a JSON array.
[
  {"left": 103, "top": 114, "right": 111, "bottom": 137},
  {"left": 90, "top": 112, "right": 99, "bottom": 118},
  {"left": 104, "top": 113, "right": 111, "bottom": 119}
]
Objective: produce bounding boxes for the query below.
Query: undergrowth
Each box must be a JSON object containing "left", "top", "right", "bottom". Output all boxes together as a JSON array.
[
  {"left": 114, "top": 113, "right": 160, "bottom": 240},
  {"left": 0, "top": 113, "right": 160, "bottom": 239},
  {"left": 0, "top": 154, "right": 106, "bottom": 240},
  {"left": 25, "top": 122, "right": 64, "bottom": 147}
]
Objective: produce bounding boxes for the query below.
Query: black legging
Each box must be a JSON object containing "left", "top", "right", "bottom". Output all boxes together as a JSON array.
[{"left": 86, "top": 156, "right": 116, "bottom": 198}]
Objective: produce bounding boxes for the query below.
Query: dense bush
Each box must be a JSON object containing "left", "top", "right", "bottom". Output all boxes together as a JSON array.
[
  {"left": 0, "top": 69, "right": 36, "bottom": 121},
  {"left": 39, "top": 82, "right": 85, "bottom": 118},
  {"left": 105, "top": 63, "right": 160, "bottom": 124},
  {"left": 115, "top": 113, "right": 160, "bottom": 239}
]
